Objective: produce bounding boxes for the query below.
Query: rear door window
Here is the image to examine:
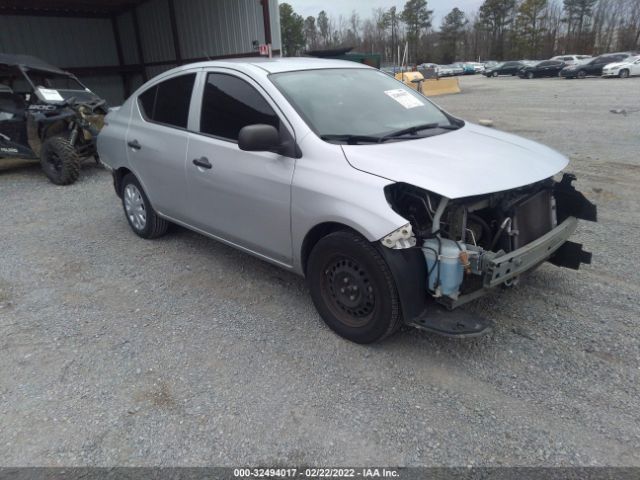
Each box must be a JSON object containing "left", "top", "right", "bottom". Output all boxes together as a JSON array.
[{"left": 137, "top": 73, "right": 196, "bottom": 129}]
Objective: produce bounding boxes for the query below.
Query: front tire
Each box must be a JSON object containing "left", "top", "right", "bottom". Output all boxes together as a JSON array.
[
  {"left": 40, "top": 136, "right": 81, "bottom": 185},
  {"left": 527, "top": 71, "right": 534, "bottom": 79},
  {"left": 307, "top": 231, "right": 402, "bottom": 344},
  {"left": 121, "top": 174, "right": 168, "bottom": 239},
  {"left": 619, "top": 69, "right": 630, "bottom": 79},
  {"left": 577, "top": 70, "right": 587, "bottom": 79},
  {"left": 492, "top": 71, "right": 499, "bottom": 77}
]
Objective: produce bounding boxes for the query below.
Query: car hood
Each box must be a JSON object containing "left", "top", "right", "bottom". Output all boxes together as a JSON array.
[{"left": 341, "top": 123, "right": 569, "bottom": 199}]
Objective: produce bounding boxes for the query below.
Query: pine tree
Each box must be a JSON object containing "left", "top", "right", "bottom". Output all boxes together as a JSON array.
[
  {"left": 440, "top": 7, "right": 468, "bottom": 63},
  {"left": 401, "top": 0, "right": 433, "bottom": 63},
  {"left": 279, "top": 3, "right": 305, "bottom": 56}
]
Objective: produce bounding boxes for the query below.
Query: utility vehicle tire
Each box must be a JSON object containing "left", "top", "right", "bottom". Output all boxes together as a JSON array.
[
  {"left": 307, "top": 230, "right": 402, "bottom": 344},
  {"left": 40, "top": 136, "right": 81, "bottom": 185},
  {"left": 577, "top": 70, "right": 587, "bottom": 79},
  {"left": 121, "top": 174, "right": 168, "bottom": 239},
  {"left": 619, "top": 69, "right": 630, "bottom": 79}
]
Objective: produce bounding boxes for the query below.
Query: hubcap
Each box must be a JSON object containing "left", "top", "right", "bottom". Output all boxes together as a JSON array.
[
  {"left": 124, "top": 184, "right": 146, "bottom": 231},
  {"left": 323, "top": 257, "right": 375, "bottom": 326}
]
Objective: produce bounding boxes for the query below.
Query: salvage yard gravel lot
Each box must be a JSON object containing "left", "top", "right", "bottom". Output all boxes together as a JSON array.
[{"left": 1, "top": 74, "right": 639, "bottom": 467}]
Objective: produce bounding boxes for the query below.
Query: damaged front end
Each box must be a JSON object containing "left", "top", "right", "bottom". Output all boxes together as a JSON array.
[
  {"left": 380, "top": 173, "right": 596, "bottom": 335},
  {"left": 27, "top": 98, "right": 107, "bottom": 158}
]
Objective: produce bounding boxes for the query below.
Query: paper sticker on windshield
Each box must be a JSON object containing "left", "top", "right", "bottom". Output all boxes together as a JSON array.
[
  {"left": 38, "top": 88, "right": 64, "bottom": 102},
  {"left": 384, "top": 89, "right": 424, "bottom": 109}
]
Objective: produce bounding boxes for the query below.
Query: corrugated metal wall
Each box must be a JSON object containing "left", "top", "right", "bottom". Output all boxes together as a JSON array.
[
  {"left": 130, "top": 0, "right": 282, "bottom": 79},
  {"left": 0, "top": 15, "right": 126, "bottom": 102},
  {"left": 0, "top": 0, "right": 281, "bottom": 105},
  {"left": 0, "top": 15, "right": 118, "bottom": 67}
]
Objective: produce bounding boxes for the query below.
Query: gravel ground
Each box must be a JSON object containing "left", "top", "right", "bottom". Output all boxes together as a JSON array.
[{"left": 1, "top": 74, "right": 639, "bottom": 467}]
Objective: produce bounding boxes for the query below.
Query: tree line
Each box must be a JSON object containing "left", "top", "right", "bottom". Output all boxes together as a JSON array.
[{"left": 279, "top": 0, "right": 640, "bottom": 64}]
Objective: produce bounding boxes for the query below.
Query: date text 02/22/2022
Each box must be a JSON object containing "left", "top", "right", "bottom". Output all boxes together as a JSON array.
[{"left": 233, "top": 467, "right": 400, "bottom": 478}]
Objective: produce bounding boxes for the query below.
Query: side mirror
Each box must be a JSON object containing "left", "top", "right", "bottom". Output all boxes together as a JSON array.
[{"left": 238, "top": 124, "right": 281, "bottom": 152}]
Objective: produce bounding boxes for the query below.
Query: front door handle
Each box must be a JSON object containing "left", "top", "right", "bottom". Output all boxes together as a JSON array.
[
  {"left": 128, "top": 140, "right": 141, "bottom": 150},
  {"left": 192, "top": 157, "right": 212, "bottom": 169}
]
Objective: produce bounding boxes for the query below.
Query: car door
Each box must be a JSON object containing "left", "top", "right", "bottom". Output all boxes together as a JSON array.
[
  {"left": 126, "top": 72, "right": 197, "bottom": 219},
  {"left": 631, "top": 58, "right": 640, "bottom": 76},
  {"left": 184, "top": 70, "right": 296, "bottom": 265},
  {"left": 536, "top": 61, "right": 550, "bottom": 76},
  {"left": 584, "top": 58, "right": 600, "bottom": 74},
  {"left": 546, "top": 61, "right": 562, "bottom": 76}
]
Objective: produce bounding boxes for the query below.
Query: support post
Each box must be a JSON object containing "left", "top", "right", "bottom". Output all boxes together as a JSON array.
[
  {"left": 260, "top": 0, "right": 272, "bottom": 47},
  {"left": 131, "top": 7, "right": 148, "bottom": 82},
  {"left": 167, "top": 0, "right": 182, "bottom": 65},
  {"left": 111, "top": 14, "right": 131, "bottom": 98}
]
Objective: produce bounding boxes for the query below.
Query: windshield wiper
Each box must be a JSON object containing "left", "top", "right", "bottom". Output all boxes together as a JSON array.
[
  {"left": 380, "top": 122, "right": 460, "bottom": 142},
  {"left": 321, "top": 123, "right": 461, "bottom": 145},
  {"left": 320, "top": 134, "right": 383, "bottom": 145}
]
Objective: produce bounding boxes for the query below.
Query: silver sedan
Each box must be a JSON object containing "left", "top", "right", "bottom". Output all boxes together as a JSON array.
[{"left": 97, "top": 58, "right": 596, "bottom": 343}]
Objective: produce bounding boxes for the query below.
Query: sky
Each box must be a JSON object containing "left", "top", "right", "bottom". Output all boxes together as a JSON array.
[{"left": 285, "top": 0, "right": 485, "bottom": 25}]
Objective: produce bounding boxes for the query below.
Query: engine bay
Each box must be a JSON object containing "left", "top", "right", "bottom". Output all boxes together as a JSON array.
[{"left": 383, "top": 174, "right": 596, "bottom": 308}]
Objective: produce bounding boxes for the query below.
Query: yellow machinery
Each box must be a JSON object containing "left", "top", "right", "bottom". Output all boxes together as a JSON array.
[{"left": 394, "top": 71, "right": 461, "bottom": 97}]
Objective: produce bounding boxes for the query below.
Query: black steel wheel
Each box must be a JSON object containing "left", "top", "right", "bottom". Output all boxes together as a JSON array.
[
  {"left": 39, "top": 136, "right": 81, "bottom": 185},
  {"left": 307, "top": 230, "right": 402, "bottom": 343}
]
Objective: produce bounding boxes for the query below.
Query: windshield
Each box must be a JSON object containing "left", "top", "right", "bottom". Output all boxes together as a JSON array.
[
  {"left": 24, "top": 69, "right": 99, "bottom": 103},
  {"left": 26, "top": 69, "right": 85, "bottom": 90},
  {"left": 270, "top": 68, "right": 453, "bottom": 142}
]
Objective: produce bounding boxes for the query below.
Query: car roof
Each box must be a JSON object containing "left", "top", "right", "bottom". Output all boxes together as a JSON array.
[{"left": 170, "top": 57, "right": 371, "bottom": 75}]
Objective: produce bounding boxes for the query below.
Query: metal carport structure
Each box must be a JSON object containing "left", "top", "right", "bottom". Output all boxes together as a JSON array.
[{"left": 0, "top": 0, "right": 281, "bottom": 104}]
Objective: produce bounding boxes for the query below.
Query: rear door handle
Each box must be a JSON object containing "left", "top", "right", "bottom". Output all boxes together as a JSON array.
[
  {"left": 192, "top": 157, "right": 212, "bottom": 169},
  {"left": 128, "top": 140, "right": 141, "bottom": 150}
]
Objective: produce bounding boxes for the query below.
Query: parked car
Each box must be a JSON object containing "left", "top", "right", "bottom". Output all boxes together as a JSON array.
[
  {"left": 551, "top": 54, "right": 592, "bottom": 66},
  {"left": 437, "top": 65, "right": 455, "bottom": 77},
  {"left": 518, "top": 60, "right": 566, "bottom": 78},
  {"left": 417, "top": 63, "right": 440, "bottom": 78},
  {"left": 466, "top": 62, "right": 485, "bottom": 73},
  {"left": 483, "top": 61, "right": 526, "bottom": 77},
  {"left": 98, "top": 58, "right": 596, "bottom": 344},
  {"left": 602, "top": 55, "right": 640, "bottom": 78},
  {"left": 444, "top": 64, "right": 464, "bottom": 76},
  {"left": 452, "top": 63, "right": 475, "bottom": 75},
  {"left": 561, "top": 53, "right": 633, "bottom": 78},
  {"left": 0, "top": 54, "right": 107, "bottom": 184},
  {"left": 482, "top": 60, "right": 499, "bottom": 70}
]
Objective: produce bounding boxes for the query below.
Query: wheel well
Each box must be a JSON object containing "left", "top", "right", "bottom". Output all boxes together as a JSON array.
[
  {"left": 113, "top": 167, "right": 132, "bottom": 198},
  {"left": 301, "top": 222, "right": 358, "bottom": 275}
]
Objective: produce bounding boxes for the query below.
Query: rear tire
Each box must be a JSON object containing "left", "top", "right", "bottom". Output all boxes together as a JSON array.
[
  {"left": 619, "top": 69, "right": 630, "bottom": 79},
  {"left": 307, "top": 231, "right": 402, "bottom": 344},
  {"left": 40, "top": 136, "right": 81, "bottom": 185},
  {"left": 121, "top": 174, "right": 168, "bottom": 239}
]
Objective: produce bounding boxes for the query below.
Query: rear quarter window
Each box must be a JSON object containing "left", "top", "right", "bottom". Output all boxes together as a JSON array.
[{"left": 137, "top": 73, "right": 196, "bottom": 129}]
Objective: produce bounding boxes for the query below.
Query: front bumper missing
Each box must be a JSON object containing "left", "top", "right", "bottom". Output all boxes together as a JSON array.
[{"left": 484, "top": 216, "right": 578, "bottom": 288}]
